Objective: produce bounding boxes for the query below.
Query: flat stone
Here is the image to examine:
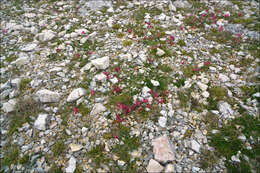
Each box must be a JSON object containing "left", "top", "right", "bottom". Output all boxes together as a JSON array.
[
  {"left": 12, "top": 57, "right": 28, "bottom": 66},
  {"left": 20, "top": 43, "right": 37, "bottom": 52},
  {"left": 156, "top": 48, "right": 165, "bottom": 56},
  {"left": 146, "top": 159, "right": 164, "bottom": 173},
  {"left": 197, "top": 82, "right": 208, "bottom": 91},
  {"left": 158, "top": 117, "right": 167, "bottom": 128},
  {"left": 2, "top": 99, "right": 17, "bottom": 113},
  {"left": 69, "top": 144, "right": 83, "bottom": 152},
  {"left": 218, "top": 101, "right": 234, "bottom": 118},
  {"left": 38, "top": 30, "right": 56, "bottom": 42},
  {"left": 91, "top": 56, "right": 110, "bottom": 70},
  {"left": 219, "top": 74, "right": 230, "bottom": 82},
  {"left": 90, "top": 103, "right": 106, "bottom": 116},
  {"left": 190, "top": 140, "right": 200, "bottom": 153},
  {"left": 65, "top": 157, "right": 77, "bottom": 173},
  {"left": 94, "top": 73, "right": 107, "bottom": 82},
  {"left": 67, "top": 88, "right": 87, "bottom": 102},
  {"left": 152, "top": 136, "right": 175, "bottom": 163},
  {"left": 34, "top": 114, "right": 49, "bottom": 130},
  {"left": 173, "top": 0, "right": 192, "bottom": 8},
  {"left": 36, "top": 89, "right": 60, "bottom": 103}
]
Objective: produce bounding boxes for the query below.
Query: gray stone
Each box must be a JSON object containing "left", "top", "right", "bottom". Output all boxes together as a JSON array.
[
  {"left": 91, "top": 56, "right": 110, "bottom": 70},
  {"left": 219, "top": 74, "right": 230, "bottom": 82},
  {"left": 197, "top": 82, "right": 208, "bottom": 91},
  {"left": 190, "top": 140, "right": 200, "bottom": 153},
  {"left": 152, "top": 136, "right": 175, "bottom": 163},
  {"left": 12, "top": 57, "right": 28, "bottom": 66},
  {"left": 65, "top": 157, "right": 77, "bottom": 173},
  {"left": 165, "top": 164, "right": 175, "bottom": 173},
  {"left": 146, "top": 159, "right": 164, "bottom": 173},
  {"left": 90, "top": 103, "right": 106, "bottom": 116},
  {"left": 20, "top": 43, "right": 37, "bottom": 52},
  {"left": 218, "top": 101, "right": 234, "bottom": 118},
  {"left": 2, "top": 99, "right": 17, "bottom": 113},
  {"left": 158, "top": 116, "right": 167, "bottom": 128},
  {"left": 35, "top": 89, "right": 60, "bottom": 103},
  {"left": 173, "top": 0, "right": 192, "bottom": 8},
  {"left": 34, "top": 114, "right": 49, "bottom": 130},
  {"left": 38, "top": 30, "right": 56, "bottom": 42},
  {"left": 156, "top": 48, "right": 165, "bottom": 56},
  {"left": 67, "top": 88, "right": 87, "bottom": 102}
]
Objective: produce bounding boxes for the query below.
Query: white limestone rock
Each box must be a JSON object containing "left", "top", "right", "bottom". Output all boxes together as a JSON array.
[
  {"left": 38, "top": 30, "right": 56, "bottom": 42},
  {"left": 197, "top": 81, "right": 208, "bottom": 91},
  {"left": 67, "top": 88, "right": 87, "bottom": 102},
  {"left": 90, "top": 103, "right": 106, "bottom": 116},
  {"left": 190, "top": 140, "right": 200, "bottom": 153},
  {"left": 146, "top": 159, "right": 164, "bottom": 173},
  {"left": 91, "top": 56, "right": 110, "bottom": 70},
  {"left": 34, "top": 114, "right": 49, "bottom": 130},
  {"left": 218, "top": 101, "right": 234, "bottom": 118},
  {"left": 156, "top": 48, "right": 165, "bottom": 56},
  {"left": 36, "top": 89, "right": 60, "bottom": 103},
  {"left": 152, "top": 136, "right": 175, "bottom": 163},
  {"left": 2, "top": 99, "right": 17, "bottom": 113},
  {"left": 65, "top": 157, "right": 77, "bottom": 173}
]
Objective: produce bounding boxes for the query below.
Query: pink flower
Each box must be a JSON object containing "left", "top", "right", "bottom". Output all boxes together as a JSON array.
[
  {"left": 192, "top": 68, "right": 200, "bottom": 72},
  {"left": 88, "top": 51, "right": 93, "bottom": 55},
  {"left": 138, "top": 107, "right": 143, "bottom": 112},
  {"left": 81, "top": 31, "right": 86, "bottom": 35},
  {"left": 146, "top": 104, "right": 152, "bottom": 109},
  {"left": 219, "top": 26, "right": 224, "bottom": 32},
  {"left": 204, "top": 61, "right": 211, "bottom": 66},
  {"left": 115, "top": 114, "right": 124, "bottom": 123},
  {"left": 143, "top": 98, "right": 149, "bottom": 103},
  {"left": 170, "top": 35, "right": 175, "bottom": 41},
  {"left": 112, "top": 85, "right": 122, "bottom": 94},
  {"left": 128, "top": 28, "right": 132, "bottom": 33},
  {"left": 73, "top": 107, "right": 79, "bottom": 115},
  {"left": 114, "top": 67, "right": 120, "bottom": 72},
  {"left": 158, "top": 99, "right": 164, "bottom": 104},
  {"left": 114, "top": 135, "right": 119, "bottom": 139},
  {"left": 91, "top": 90, "right": 95, "bottom": 96}
]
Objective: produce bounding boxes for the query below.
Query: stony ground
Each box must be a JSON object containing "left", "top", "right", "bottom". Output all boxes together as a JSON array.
[{"left": 0, "top": 0, "right": 260, "bottom": 172}]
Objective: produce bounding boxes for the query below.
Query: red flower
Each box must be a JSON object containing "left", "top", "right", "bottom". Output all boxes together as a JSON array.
[
  {"left": 81, "top": 31, "right": 86, "bottom": 35},
  {"left": 75, "top": 53, "right": 80, "bottom": 58},
  {"left": 88, "top": 51, "right": 93, "bottom": 55},
  {"left": 115, "top": 114, "right": 124, "bottom": 123},
  {"left": 170, "top": 35, "right": 175, "bottom": 41},
  {"left": 204, "top": 61, "right": 211, "bottom": 66},
  {"left": 73, "top": 107, "right": 80, "bottom": 114},
  {"left": 192, "top": 68, "right": 200, "bottom": 72},
  {"left": 91, "top": 90, "right": 95, "bottom": 96},
  {"left": 158, "top": 98, "right": 164, "bottom": 104},
  {"left": 138, "top": 107, "right": 143, "bottom": 112},
  {"left": 114, "top": 135, "right": 119, "bottom": 139},
  {"left": 143, "top": 98, "right": 149, "bottom": 103},
  {"left": 219, "top": 26, "right": 224, "bottom": 32},
  {"left": 114, "top": 67, "right": 120, "bottom": 72},
  {"left": 146, "top": 104, "right": 152, "bottom": 109},
  {"left": 112, "top": 85, "right": 122, "bottom": 94},
  {"left": 128, "top": 28, "right": 132, "bottom": 33}
]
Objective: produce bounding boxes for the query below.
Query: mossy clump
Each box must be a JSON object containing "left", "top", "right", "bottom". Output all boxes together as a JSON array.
[
  {"left": 209, "top": 86, "right": 227, "bottom": 101},
  {"left": 52, "top": 140, "right": 66, "bottom": 156},
  {"left": 177, "top": 39, "right": 186, "bottom": 47},
  {"left": 123, "top": 40, "right": 133, "bottom": 47}
]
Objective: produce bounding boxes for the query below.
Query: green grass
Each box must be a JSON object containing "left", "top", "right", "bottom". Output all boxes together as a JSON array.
[
  {"left": 209, "top": 86, "right": 227, "bottom": 101},
  {"left": 86, "top": 144, "right": 109, "bottom": 167},
  {"left": 52, "top": 140, "right": 66, "bottom": 156},
  {"left": 183, "top": 64, "right": 196, "bottom": 78},
  {"left": 8, "top": 97, "right": 42, "bottom": 135},
  {"left": 177, "top": 90, "right": 191, "bottom": 108},
  {"left": 108, "top": 94, "right": 133, "bottom": 107},
  {"left": 20, "top": 78, "right": 32, "bottom": 92},
  {"left": 1, "top": 145, "right": 20, "bottom": 167},
  {"left": 207, "top": 114, "right": 260, "bottom": 173},
  {"left": 158, "top": 64, "right": 173, "bottom": 73}
]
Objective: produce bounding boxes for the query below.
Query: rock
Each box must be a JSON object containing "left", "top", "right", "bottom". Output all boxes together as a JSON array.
[
  {"left": 151, "top": 80, "right": 160, "bottom": 87},
  {"left": 84, "top": 0, "right": 112, "bottom": 11},
  {"left": 110, "top": 77, "right": 118, "bottom": 84},
  {"left": 218, "top": 101, "right": 234, "bottom": 118},
  {"left": 20, "top": 43, "right": 37, "bottom": 52},
  {"left": 11, "top": 78, "right": 21, "bottom": 89},
  {"left": 34, "top": 114, "right": 49, "bottom": 130},
  {"left": 158, "top": 117, "right": 167, "bottom": 128},
  {"left": 230, "top": 74, "right": 237, "bottom": 80},
  {"left": 67, "top": 88, "right": 87, "bottom": 102},
  {"left": 165, "top": 164, "right": 175, "bottom": 173},
  {"left": 197, "top": 82, "right": 208, "bottom": 91},
  {"left": 152, "top": 136, "right": 175, "bottom": 163},
  {"left": 90, "top": 103, "right": 106, "bottom": 116},
  {"left": 173, "top": 0, "right": 192, "bottom": 8},
  {"left": 12, "top": 57, "right": 28, "bottom": 66},
  {"left": 219, "top": 74, "right": 230, "bottom": 82},
  {"left": 65, "top": 157, "right": 77, "bottom": 173},
  {"left": 69, "top": 144, "right": 83, "bottom": 152},
  {"left": 156, "top": 48, "right": 165, "bottom": 56},
  {"left": 38, "top": 30, "right": 56, "bottom": 42},
  {"left": 80, "top": 63, "right": 92, "bottom": 73},
  {"left": 91, "top": 56, "right": 110, "bottom": 70},
  {"left": 169, "top": 3, "right": 176, "bottom": 11},
  {"left": 94, "top": 73, "right": 107, "bottom": 82},
  {"left": 202, "top": 91, "right": 209, "bottom": 98},
  {"left": 146, "top": 159, "right": 164, "bottom": 173},
  {"left": 190, "top": 140, "right": 200, "bottom": 153},
  {"left": 158, "top": 13, "right": 166, "bottom": 21},
  {"left": 35, "top": 89, "right": 60, "bottom": 103},
  {"left": 142, "top": 86, "right": 151, "bottom": 96},
  {"left": 2, "top": 99, "right": 17, "bottom": 113}
]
